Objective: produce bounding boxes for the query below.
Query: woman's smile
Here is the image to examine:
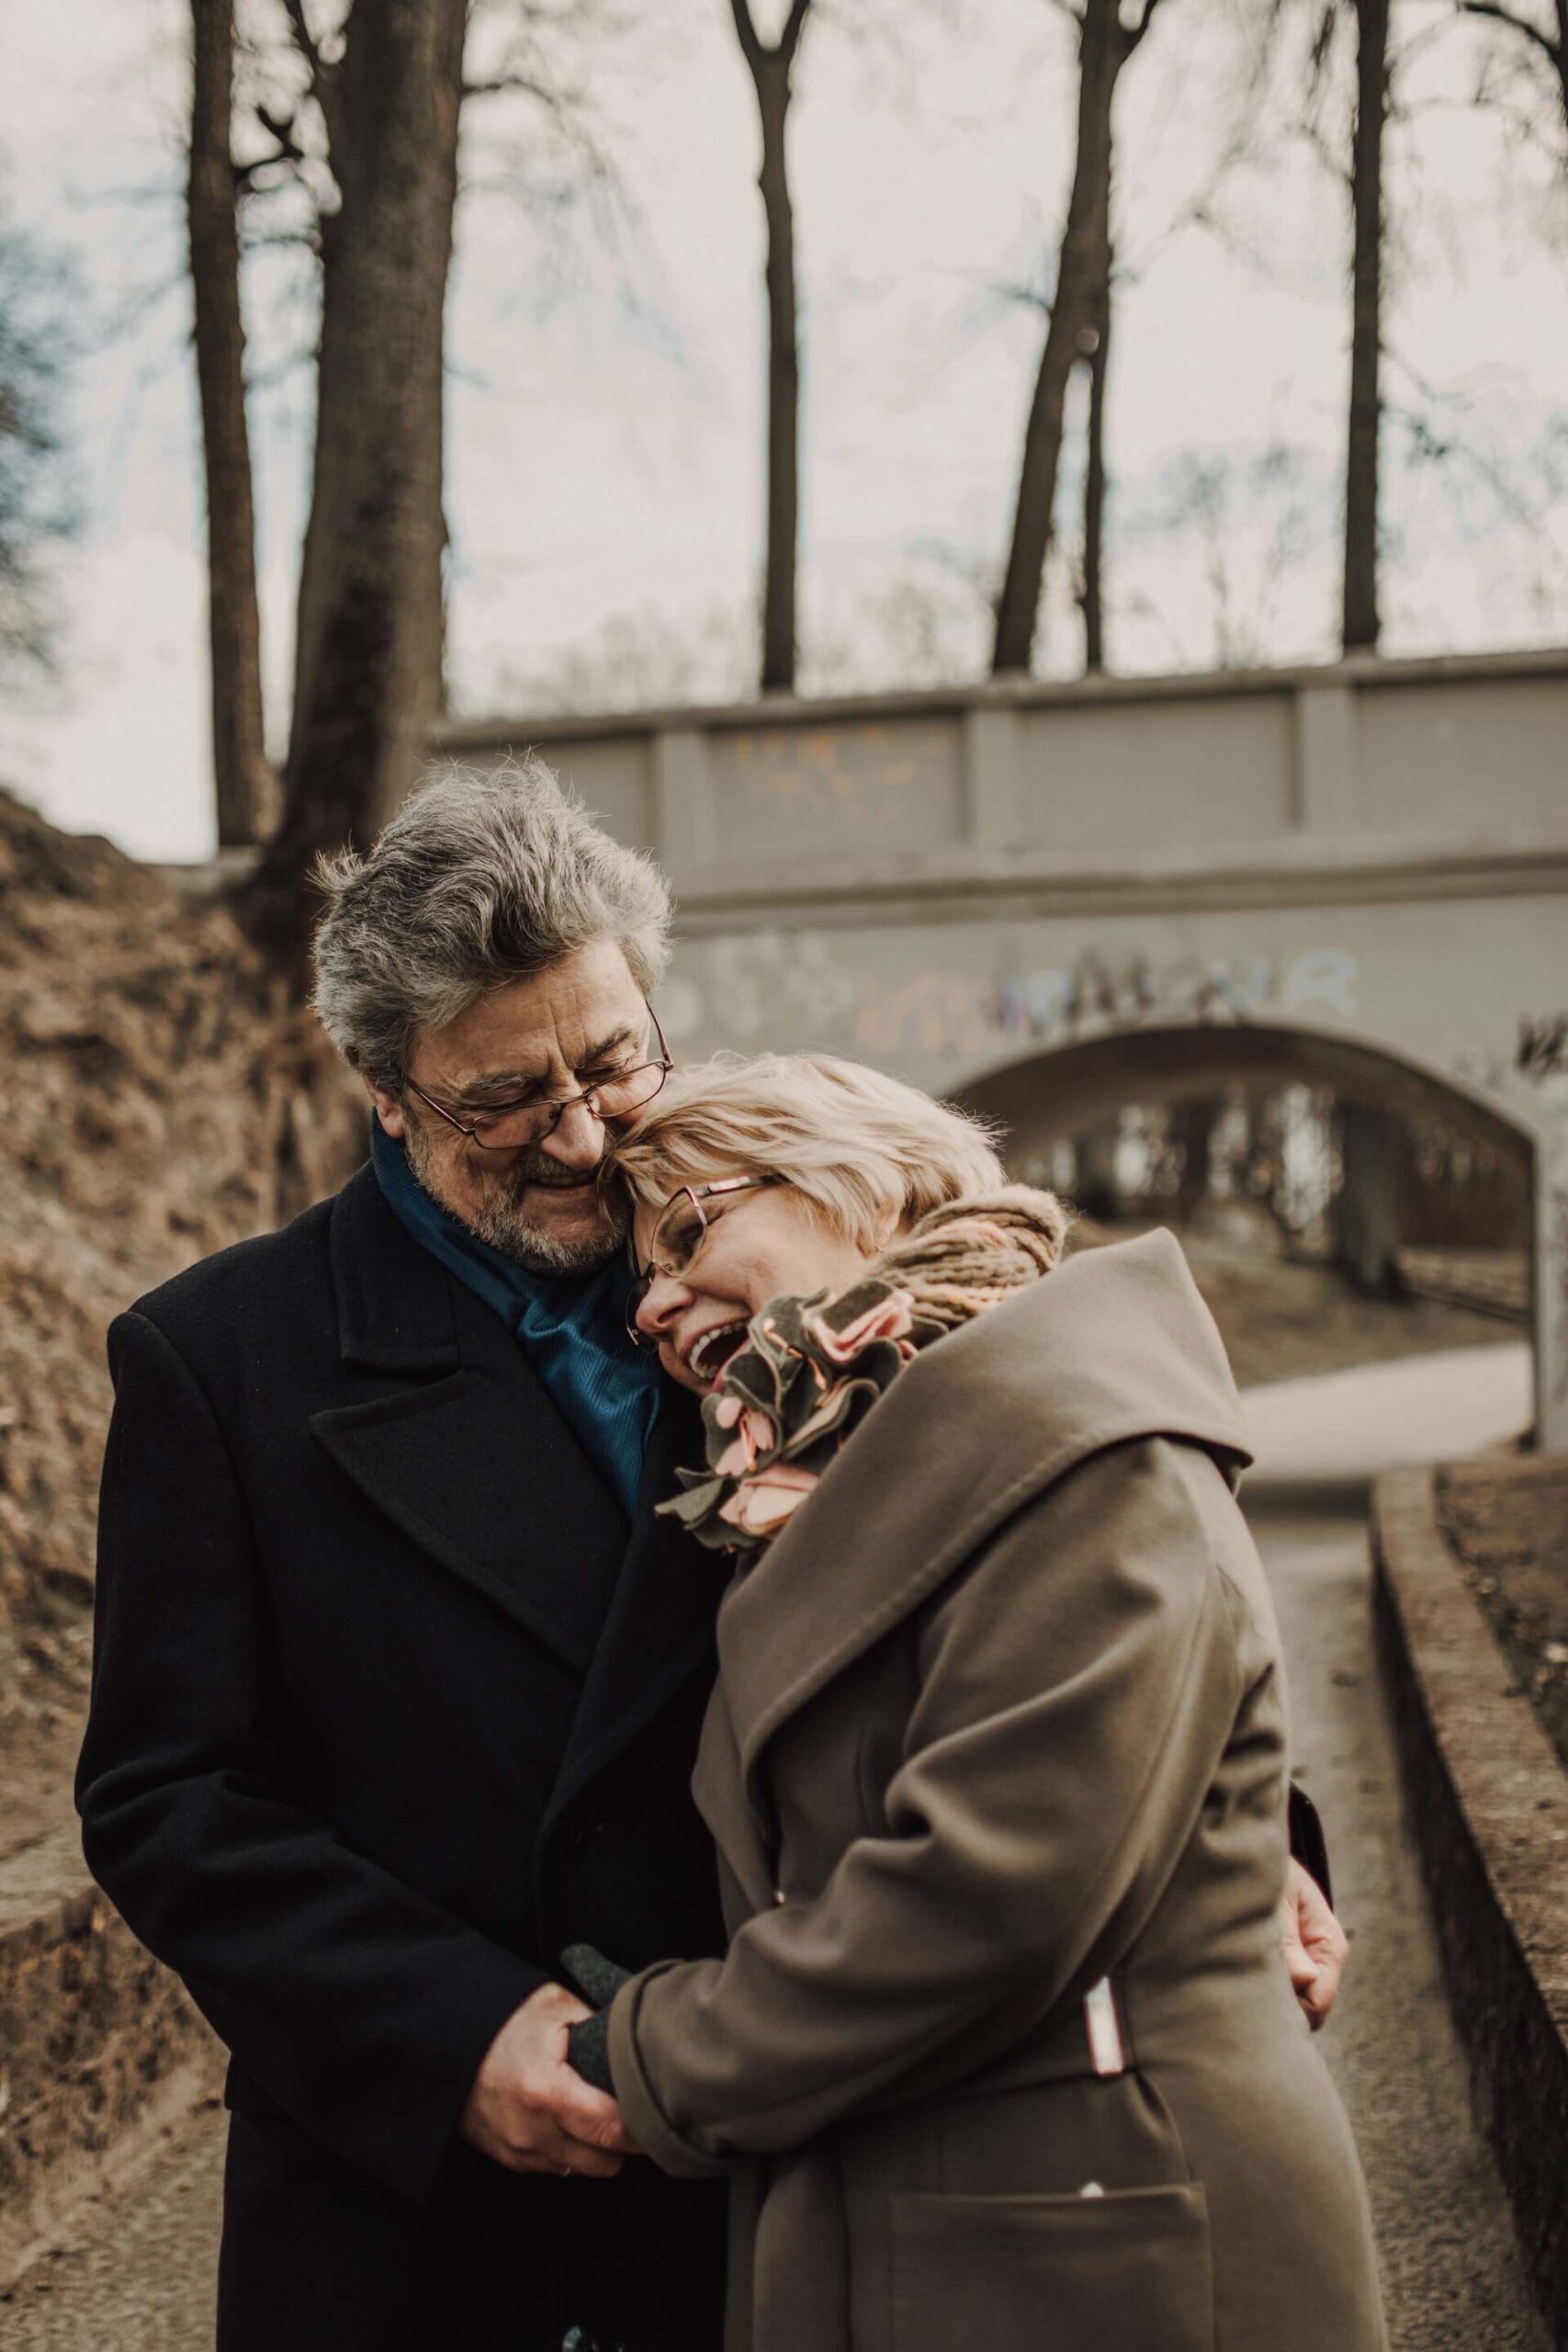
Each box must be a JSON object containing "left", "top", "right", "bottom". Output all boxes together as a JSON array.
[{"left": 632, "top": 1181, "right": 881, "bottom": 1394}]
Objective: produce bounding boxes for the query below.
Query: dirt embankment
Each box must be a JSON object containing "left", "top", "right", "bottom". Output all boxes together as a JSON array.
[{"left": 0, "top": 789, "right": 358, "bottom": 1838}]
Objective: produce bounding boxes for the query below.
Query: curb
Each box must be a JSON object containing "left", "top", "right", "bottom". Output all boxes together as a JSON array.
[
  {"left": 0, "top": 1826, "right": 223, "bottom": 2289},
  {"left": 1371, "top": 1464, "right": 1568, "bottom": 2347}
]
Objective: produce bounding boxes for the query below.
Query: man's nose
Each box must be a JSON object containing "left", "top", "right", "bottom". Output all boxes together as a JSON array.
[
  {"left": 636, "top": 1272, "right": 689, "bottom": 1340},
  {"left": 539, "top": 1096, "right": 606, "bottom": 1172}
]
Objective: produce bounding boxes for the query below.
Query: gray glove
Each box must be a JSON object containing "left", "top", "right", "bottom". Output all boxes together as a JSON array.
[{"left": 560, "top": 1943, "right": 631, "bottom": 2092}]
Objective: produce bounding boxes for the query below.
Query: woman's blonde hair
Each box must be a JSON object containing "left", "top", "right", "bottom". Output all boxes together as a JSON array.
[{"left": 604, "top": 1052, "right": 1007, "bottom": 1248}]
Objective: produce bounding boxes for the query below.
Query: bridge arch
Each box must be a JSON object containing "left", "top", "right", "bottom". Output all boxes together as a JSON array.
[{"left": 950, "top": 1015, "right": 1565, "bottom": 1452}]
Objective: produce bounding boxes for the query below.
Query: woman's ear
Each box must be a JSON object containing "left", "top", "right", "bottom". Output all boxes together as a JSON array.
[{"left": 873, "top": 1202, "right": 908, "bottom": 1250}]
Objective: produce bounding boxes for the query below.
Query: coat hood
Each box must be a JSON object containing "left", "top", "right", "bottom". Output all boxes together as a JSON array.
[{"left": 715, "top": 1227, "right": 1252, "bottom": 1783}]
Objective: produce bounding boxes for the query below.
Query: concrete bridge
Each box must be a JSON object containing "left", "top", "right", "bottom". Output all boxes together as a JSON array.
[{"left": 438, "top": 644, "right": 1568, "bottom": 1448}]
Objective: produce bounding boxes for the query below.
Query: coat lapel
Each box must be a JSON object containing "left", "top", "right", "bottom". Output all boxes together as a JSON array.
[
  {"left": 716, "top": 1229, "right": 1254, "bottom": 1797},
  {"left": 309, "top": 1167, "right": 629, "bottom": 1674},
  {"left": 545, "top": 1385, "right": 733, "bottom": 1826}
]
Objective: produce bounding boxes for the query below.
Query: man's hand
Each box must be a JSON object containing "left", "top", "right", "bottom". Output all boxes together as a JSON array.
[
  {"left": 1280, "top": 1858, "right": 1348, "bottom": 2031},
  {"left": 460, "top": 1982, "right": 637, "bottom": 2176}
]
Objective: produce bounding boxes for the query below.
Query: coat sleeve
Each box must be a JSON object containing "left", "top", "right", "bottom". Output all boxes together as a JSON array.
[
  {"left": 75, "top": 1310, "right": 546, "bottom": 2209},
  {"left": 608, "top": 1434, "right": 1260, "bottom": 2177}
]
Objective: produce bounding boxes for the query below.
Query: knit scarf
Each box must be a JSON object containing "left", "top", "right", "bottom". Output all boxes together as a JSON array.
[{"left": 658, "top": 1186, "right": 1070, "bottom": 1554}]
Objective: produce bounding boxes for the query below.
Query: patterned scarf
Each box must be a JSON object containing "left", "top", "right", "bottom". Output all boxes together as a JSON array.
[{"left": 658, "top": 1187, "right": 1069, "bottom": 1553}]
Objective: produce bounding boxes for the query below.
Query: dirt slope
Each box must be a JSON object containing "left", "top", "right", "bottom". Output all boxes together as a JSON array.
[{"left": 0, "top": 789, "right": 356, "bottom": 1821}]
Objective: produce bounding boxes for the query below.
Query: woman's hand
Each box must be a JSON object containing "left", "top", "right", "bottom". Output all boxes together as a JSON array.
[{"left": 1280, "top": 1858, "right": 1349, "bottom": 2030}]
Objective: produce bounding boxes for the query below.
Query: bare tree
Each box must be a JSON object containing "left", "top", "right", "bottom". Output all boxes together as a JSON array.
[
  {"left": 189, "top": 0, "right": 274, "bottom": 849},
  {"left": 1461, "top": 0, "right": 1568, "bottom": 137},
  {"left": 0, "top": 214, "right": 78, "bottom": 678},
  {"left": 729, "top": 0, "right": 813, "bottom": 695},
  {"left": 1343, "top": 0, "right": 1389, "bottom": 650},
  {"left": 1077, "top": 254, "right": 1111, "bottom": 672},
  {"left": 991, "top": 0, "right": 1164, "bottom": 677},
  {"left": 244, "top": 0, "right": 467, "bottom": 959}
]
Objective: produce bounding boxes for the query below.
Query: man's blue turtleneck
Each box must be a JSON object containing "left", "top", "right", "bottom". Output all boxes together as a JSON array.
[{"left": 370, "top": 1116, "right": 659, "bottom": 1519}]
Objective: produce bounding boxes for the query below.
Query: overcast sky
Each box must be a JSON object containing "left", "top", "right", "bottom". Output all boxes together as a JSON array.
[{"left": 3, "top": 0, "right": 1566, "bottom": 859}]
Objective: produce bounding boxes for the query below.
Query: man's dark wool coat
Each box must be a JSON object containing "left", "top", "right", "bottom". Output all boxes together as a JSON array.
[{"left": 76, "top": 1163, "right": 732, "bottom": 2352}]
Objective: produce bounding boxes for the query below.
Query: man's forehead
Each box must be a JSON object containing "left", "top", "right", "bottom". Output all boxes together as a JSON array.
[{"left": 413, "top": 955, "right": 644, "bottom": 1086}]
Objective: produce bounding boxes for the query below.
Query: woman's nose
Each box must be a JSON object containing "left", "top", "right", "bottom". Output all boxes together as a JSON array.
[{"left": 636, "top": 1272, "right": 689, "bottom": 1340}]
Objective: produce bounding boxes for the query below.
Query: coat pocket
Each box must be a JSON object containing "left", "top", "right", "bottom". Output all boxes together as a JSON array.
[{"left": 889, "top": 2183, "right": 1213, "bottom": 2352}]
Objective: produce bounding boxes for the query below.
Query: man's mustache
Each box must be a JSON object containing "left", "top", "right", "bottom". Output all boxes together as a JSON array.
[{"left": 494, "top": 1149, "right": 625, "bottom": 1220}]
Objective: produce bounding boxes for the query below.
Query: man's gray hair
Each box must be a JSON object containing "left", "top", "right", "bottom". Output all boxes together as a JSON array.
[{"left": 311, "top": 757, "right": 673, "bottom": 1086}]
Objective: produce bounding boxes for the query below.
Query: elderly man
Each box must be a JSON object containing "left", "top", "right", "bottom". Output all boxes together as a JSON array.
[
  {"left": 79, "top": 764, "right": 727, "bottom": 2352},
  {"left": 78, "top": 762, "right": 1344, "bottom": 2352}
]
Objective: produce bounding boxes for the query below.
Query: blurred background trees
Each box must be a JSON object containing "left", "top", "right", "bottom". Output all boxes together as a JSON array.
[
  {"left": 10, "top": 0, "right": 1568, "bottom": 949},
  {"left": 0, "top": 208, "right": 77, "bottom": 684}
]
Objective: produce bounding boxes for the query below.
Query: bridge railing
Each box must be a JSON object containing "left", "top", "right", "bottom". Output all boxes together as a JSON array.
[{"left": 435, "top": 644, "right": 1568, "bottom": 907}]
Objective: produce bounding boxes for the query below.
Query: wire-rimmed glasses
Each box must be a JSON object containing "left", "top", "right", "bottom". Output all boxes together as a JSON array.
[
  {"left": 625, "top": 1174, "right": 779, "bottom": 1342},
  {"left": 403, "top": 1001, "right": 671, "bottom": 1153}
]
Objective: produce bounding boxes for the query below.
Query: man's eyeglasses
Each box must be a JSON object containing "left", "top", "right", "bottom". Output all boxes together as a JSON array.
[
  {"left": 625, "top": 1175, "right": 779, "bottom": 1342},
  {"left": 403, "top": 1002, "right": 671, "bottom": 1153}
]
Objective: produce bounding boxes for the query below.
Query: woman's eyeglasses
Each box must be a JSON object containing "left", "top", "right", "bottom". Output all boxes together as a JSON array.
[{"left": 625, "top": 1175, "right": 778, "bottom": 1342}]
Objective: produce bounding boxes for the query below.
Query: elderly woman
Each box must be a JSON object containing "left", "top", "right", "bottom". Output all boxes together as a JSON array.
[{"left": 561, "top": 1049, "right": 1386, "bottom": 2352}]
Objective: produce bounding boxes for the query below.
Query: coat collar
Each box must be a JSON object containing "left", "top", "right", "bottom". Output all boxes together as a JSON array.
[
  {"left": 328, "top": 1160, "right": 462, "bottom": 1374},
  {"left": 309, "top": 1164, "right": 630, "bottom": 1672},
  {"left": 715, "top": 1228, "right": 1253, "bottom": 1795}
]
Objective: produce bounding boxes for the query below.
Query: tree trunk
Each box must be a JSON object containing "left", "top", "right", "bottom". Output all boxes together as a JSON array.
[
  {"left": 1080, "top": 249, "right": 1111, "bottom": 673},
  {"left": 188, "top": 0, "right": 273, "bottom": 849},
  {"left": 244, "top": 0, "right": 466, "bottom": 965},
  {"left": 1335, "top": 1099, "right": 1403, "bottom": 1295},
  {"left": 993, "top": 0, "right": 1126, "bottom": 676},
  {"left": 1342, "top": 0, "right": 1388, "bottom": 654},
  {"left": 756, "top": 58, "right": 799, "bottom": 695},
  {"left": 1167, "top": 1092, "right": 1221, "bottom": 1223}
]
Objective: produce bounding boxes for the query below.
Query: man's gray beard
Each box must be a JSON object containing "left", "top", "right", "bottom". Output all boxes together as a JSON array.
[{"left": 403, "top": 1124, "right": 626, "bottom": 1276}]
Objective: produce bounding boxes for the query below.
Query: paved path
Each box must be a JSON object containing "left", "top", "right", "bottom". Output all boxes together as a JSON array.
[
  {"left": 1241, "top": 1339, "right": 1545, "bottom": 2348},
  {"left": 4, "top": 1343, "right": 1550, "bottom": 2348}
]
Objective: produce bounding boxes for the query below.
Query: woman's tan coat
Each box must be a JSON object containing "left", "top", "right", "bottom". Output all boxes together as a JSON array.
[{"left": 608, "top": 1231, "right": 1387, "bottom": 2352}]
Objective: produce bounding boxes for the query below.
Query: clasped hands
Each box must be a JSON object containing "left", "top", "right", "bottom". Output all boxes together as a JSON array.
[
  {"left": 459, "top": 1860, "right": 1347, "bottom": 2177},
  {"left": 459, "top": 1975, "right": 639, "bottom": 2177}
]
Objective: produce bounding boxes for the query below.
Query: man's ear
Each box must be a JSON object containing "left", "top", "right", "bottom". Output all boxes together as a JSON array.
[{"left": 365, "top": 1075, "right": 407, "bottom": 1140}]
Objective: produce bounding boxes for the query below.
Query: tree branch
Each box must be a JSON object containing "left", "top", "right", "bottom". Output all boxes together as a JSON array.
[
  {"left": 278, "top": 0, "right": 323, "bottom": 82},
  {"left": 278, "top": 0, "right": 344, "bottom": 160},
  {"left": 1460, "top": 0, "right": 1562, "bottom": 65},
  {"left": 254, "top": 101, "right": 308, "bottom": 167},
  {"left": 462, "top": 70, "right": 567, "bottom": 104},
  {"left": 1126, "top": 0, "right": 1168, "bottom": 51},
  {"left": 729, "top": 0, "right": 763, "bottom": 72},
  {"left": 778, "top": 0, "right": 812, "bottom": 69},
  {"left": 728, "top": 0, "right": 811, "bottom": 72}
]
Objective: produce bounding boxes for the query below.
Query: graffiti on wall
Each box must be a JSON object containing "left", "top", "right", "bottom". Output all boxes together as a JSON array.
[
  {"left": 978, "top": 946, "right": 1359, "bottom": 1048},
  {"left": 1517, "top": 1013, "right": 1568, "bottom": 1084},
  {"left": 664, "top": 935, "right": 1361, "bottom": 1063}
]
